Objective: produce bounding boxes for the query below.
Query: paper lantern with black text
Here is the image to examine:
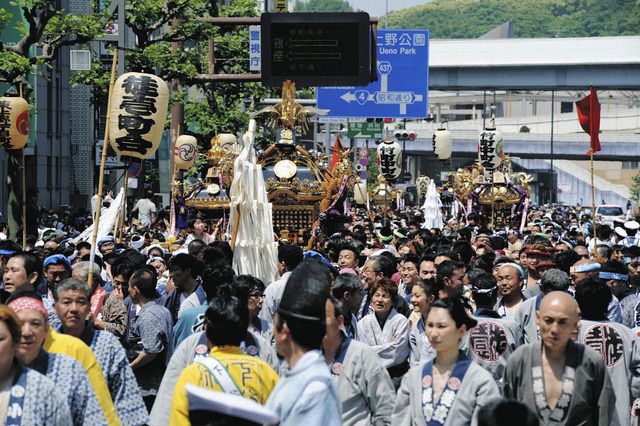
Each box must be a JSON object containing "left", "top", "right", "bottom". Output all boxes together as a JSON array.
[
  {"left": 109, "top": 72, "right": 169, "bottom": 159},
  {"left": 477, "top": 122, "right": 503, "bottom": 172},
  {"left": 0, "top": 96, "right": 30, "bottom": 150},
  {"left": 377, "top": 137, "right": 402, "bottom": 180},
  {"left": 175, "top": 135, "right": 198, "bottom": 170}
]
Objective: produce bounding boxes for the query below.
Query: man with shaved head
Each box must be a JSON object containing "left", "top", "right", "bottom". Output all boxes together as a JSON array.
[{"left": 504, "top": 292, "right": 617, "bottom": 424}]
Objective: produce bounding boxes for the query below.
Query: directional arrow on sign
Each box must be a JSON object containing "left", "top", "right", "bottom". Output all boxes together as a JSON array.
[{"left": 340, "top": 91, "right": 423, "bottom": 105}]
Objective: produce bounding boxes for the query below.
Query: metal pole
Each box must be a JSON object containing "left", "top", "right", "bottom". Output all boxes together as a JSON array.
[
  {"left": 482, "top": 91, "right": 487, "bottom": 129},
  {"left": 385, "top": 0, "right": 388, "bottom": 28},
  {"left": 550, "top": 90, "right": 555, "bottom": 203}
]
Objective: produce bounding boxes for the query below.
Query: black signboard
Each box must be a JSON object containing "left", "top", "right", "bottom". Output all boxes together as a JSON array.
[{"left": 261, "top": 12, "right": 371, "bottom": 87}]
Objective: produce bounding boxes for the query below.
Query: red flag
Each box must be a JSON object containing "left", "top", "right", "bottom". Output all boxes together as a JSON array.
[
  {"left": 329, "top": 134, "right": 342, "bottom": 172},
  {"left": 575, "top": 86, "right": 601, "bottom": 154}
]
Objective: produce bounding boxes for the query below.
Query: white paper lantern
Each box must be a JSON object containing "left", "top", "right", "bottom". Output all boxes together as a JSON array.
[
  {"left": 478, "top": 123, "right": 503, "bottom": 171},
  {"left": 175, "top": 135, "right": 198, "bottom": 170},
  {"left": 109, "top": 72, "right": 169, "bottom": 159},
  {"left": 353, "top": 181, "right": 368, "bottom": 205},
  {"left": 0, "top": 96, "right": 30, "bottom": 150},
  {"left": 432, "top": 126, "right": 452, "bottom": 161},
  {"left": 377, "top": 138, "right": 402, "bottom": 180}
]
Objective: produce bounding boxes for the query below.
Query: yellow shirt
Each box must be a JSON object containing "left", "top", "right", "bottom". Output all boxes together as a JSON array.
[
  {"left": 43, "top": 328, "right": 121, "bottom": 426},
  {"left": 170, "top": 345, "right": 279, "bottom": 426}
]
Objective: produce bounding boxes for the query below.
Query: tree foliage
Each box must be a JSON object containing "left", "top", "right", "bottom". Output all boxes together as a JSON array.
[
  {"left": 0, "top": 0, "right": 107, "bottom": 86},
  {"left": 631, "top": 174, "right": 640, "bottom": 203},
  {"left": 385, "top": 0, "right": 640, "bottom": 38},
  {"left": 293, "top": 0, "right": 353, "bottom": 12}
]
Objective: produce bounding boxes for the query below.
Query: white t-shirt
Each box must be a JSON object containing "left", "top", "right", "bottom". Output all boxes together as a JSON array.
[{"left": 135, "top": 198, "right": 156, "bottom": 227}]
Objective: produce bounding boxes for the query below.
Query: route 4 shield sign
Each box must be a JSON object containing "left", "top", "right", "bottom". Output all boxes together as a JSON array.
[{"left": 317, "top": 29, "right": 429, "bottom": 118}]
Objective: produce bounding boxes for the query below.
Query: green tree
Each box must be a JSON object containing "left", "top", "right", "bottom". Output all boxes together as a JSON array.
[
  {"left": 71, "top": 0, "right": 270, "bottom": 185},
  {"left": 630, "top": 174, "right": 640, "bottom": 203},
  {"left": 294, "top": 0, "right": 353, "bottom": 12},
  {"left": 385, "top": 0, "right": 640, "bottom": 39},
  {"left": 0, "top": 0, "right": 107, "bottom": 240}
]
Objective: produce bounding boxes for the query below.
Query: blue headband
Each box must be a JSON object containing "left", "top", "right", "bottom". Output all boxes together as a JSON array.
[
  {"left": 570, "top": 263, "right": 600, "bottom": 274},
  {"left": 43, "top": 254, "right": 71, "bottom": 270},
  {"left": 497, "top": 263, "right": 525, "bottom": 279},
  {"left": 599, "top": 272, "right": 629, "bottom": 281},
  {"left": 0, "top": 249, "right": 16, "bottom": 256}
]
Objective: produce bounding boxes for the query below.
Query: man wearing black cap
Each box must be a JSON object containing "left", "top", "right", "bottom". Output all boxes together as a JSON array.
[{"left": 266, "top": 259, "right": 342, "bottom": 425}]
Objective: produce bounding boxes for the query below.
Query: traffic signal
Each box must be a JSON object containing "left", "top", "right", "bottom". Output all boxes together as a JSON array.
[
  {"left": 394, "top": 131, "right": 416, "bottom": 141},
  {"left": 366, "top": 118, "right": 384, "bottom": 123}
]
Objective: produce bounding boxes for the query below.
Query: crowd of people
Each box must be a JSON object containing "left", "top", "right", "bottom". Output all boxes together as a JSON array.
[{"left": 0, "top": 198, "right": 639, "bottom": 425}]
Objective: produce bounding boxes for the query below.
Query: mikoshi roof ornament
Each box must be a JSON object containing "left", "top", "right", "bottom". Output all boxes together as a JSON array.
[
  {"left": 109, "top": 72, "right": 169, "bottom": 159},
  {"left": 0, "top": 95, "right": 30, "bottom": 150},
  {"left": 433, "top": 120, "right": 452, "bottom": 161}
]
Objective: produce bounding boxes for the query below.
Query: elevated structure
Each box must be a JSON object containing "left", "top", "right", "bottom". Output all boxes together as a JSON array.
[{"left": 429, "top": 36, "right": 640, "bottom": 90}]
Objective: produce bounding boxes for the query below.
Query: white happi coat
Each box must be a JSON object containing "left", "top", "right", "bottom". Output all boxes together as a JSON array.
[
  {"left": 513, "top": 294, "right": 542, "bottom": 344},
  {"left": 461, "top": 311, "right": 523, "bottom": 387},
  {"left": 393, "top": 355, "right": 500, "bottom": 425},
  {"left": 409, "top": 316, "right": 435, "bottom": 368},
  {"left": 329, "top": 339, "right": 395, "bottom": 425},
  {"left": 357, "top": 308, "right": 410, "bottom": 368},
  {"left": 577, "top": 319, "right": 640, "bottom": 425}
]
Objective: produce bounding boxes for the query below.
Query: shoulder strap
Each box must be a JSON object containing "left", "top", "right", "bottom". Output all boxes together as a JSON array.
[{"left": 196, "top": 355, "right": 243, "bottom": 396}]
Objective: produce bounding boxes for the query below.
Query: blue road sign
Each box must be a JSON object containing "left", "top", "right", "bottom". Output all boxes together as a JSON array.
[{"left": 317, "top": 30, "right": 429, "bottom": 118}]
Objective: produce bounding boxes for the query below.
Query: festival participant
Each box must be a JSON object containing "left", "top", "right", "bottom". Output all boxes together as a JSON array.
[
  {"left": 170, "top": 284, "right": 280, "bottom": 424},
  {"left": 72, "top": 260, "right": 107, "bottom": 317},
  {"left": 126, "top": 268, "right": 174, "bottom": 411},
  {"left": 463, "top": 271, "right": 522, "bottom": 386},
  {"left": 55, "top": 278, "right": 148, "bottom": 426},
  {"left": 419, "top": 253, "right": 437, "bottom": 281},
  {"left": 599, "top": 260, "right": 629, "bottom": 323},
  {"left": 408, "top": 279, "right": 438, "bottom": 367},
  {"left": 522, "top": 247, "right": 552, "bottom": 297},
  {"left": 266, "top": 259, "right": 342, "bottom": 425},
  {"left": 506, "top": 230, "right": 524, "bottom": 259},
  {"left": 573, "top": 244, "right": 590, "bottom": 260},
  {"left": 332, "top": 273, "right": 364, "bottom": 340},
  {"left": 0, "top": 305, "right": 72, "bottom": 425},
  {"left": 8, "top": 295, "right": 107, "bottom": 425},
  {"left": 131, "top": 189, "right": 157, "bottom": 228},
  {"left": 97, "top": 236, "right": 116, "bottom": 256},
  {"left": 574, "top": 277, "right": 640, "bottom": 424},
  {"left": 0, "top": 240, "right": 22, "bottom": 287},
  {"left": 260, "top": 243, "right": 304, "bottom": 327},
  {"left": 184, "top": 217, "right": 212, "bottom": 245},
  {"left": 513, "top": 269, "right": 571, "bottom": 343},
  {"left": 503, "top": 292, "right": 617, "bottom": 424},
  {"left": 494, "top": 263, "right": 525, "bottom": 318},
  {"left": 337, "top": 243, "right": 360, "bottom": 271},
  {"left": 393, "top": 297, "right": 500, "bottom": 425},
  {"left": 149, "top": 272, "right": 279, "bottom": 426},
  {"left": 39, "top": 254, "right": 71, "bottom": 329},
  {"left": 323, "top": 296, "right": 395, "bottom": 425},
  {"left": 435, "top": 260, "right": 465, "bottom": 298},
  {"left": 162, "top": 253, "right": 205, "bottom": 323},
  {"left": 398, "top": 253, "right": 420, "bottom": 305},
  {"left": 357, "top": 278, "right": 410, "bottom": 386},
  {"left": 3, "top": 252, "right": 42, "bottom": 297},
  {"left": 592, "top": 243, "right": 613, "bottom": 264}
]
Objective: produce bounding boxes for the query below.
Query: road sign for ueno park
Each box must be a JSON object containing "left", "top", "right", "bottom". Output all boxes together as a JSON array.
[
  {"left": 347, "top": 121, "right": 384, "bottom": 139},
  {"left": 317, "top": 30, "right": 429, "bottom": 118}
]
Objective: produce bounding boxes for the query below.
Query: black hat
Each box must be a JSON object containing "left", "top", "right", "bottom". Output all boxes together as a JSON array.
[{"left": 278, "top": 258, "right": 330, "bottom": 322}]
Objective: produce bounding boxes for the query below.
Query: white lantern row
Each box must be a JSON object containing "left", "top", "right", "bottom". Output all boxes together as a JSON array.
[{"left": 432, "top": 123, "right": 452, "bottom": 161}]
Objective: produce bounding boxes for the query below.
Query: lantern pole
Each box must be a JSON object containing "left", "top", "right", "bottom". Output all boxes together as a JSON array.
[
  {"left": 88, "top": 50, "right": 118, "bottom": 289},
  {"left": 113, "top": 165, "right": 128, "bottom": 240},
  {"left": 19, "top": 83, "right": 26, "bottom": 250}
]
